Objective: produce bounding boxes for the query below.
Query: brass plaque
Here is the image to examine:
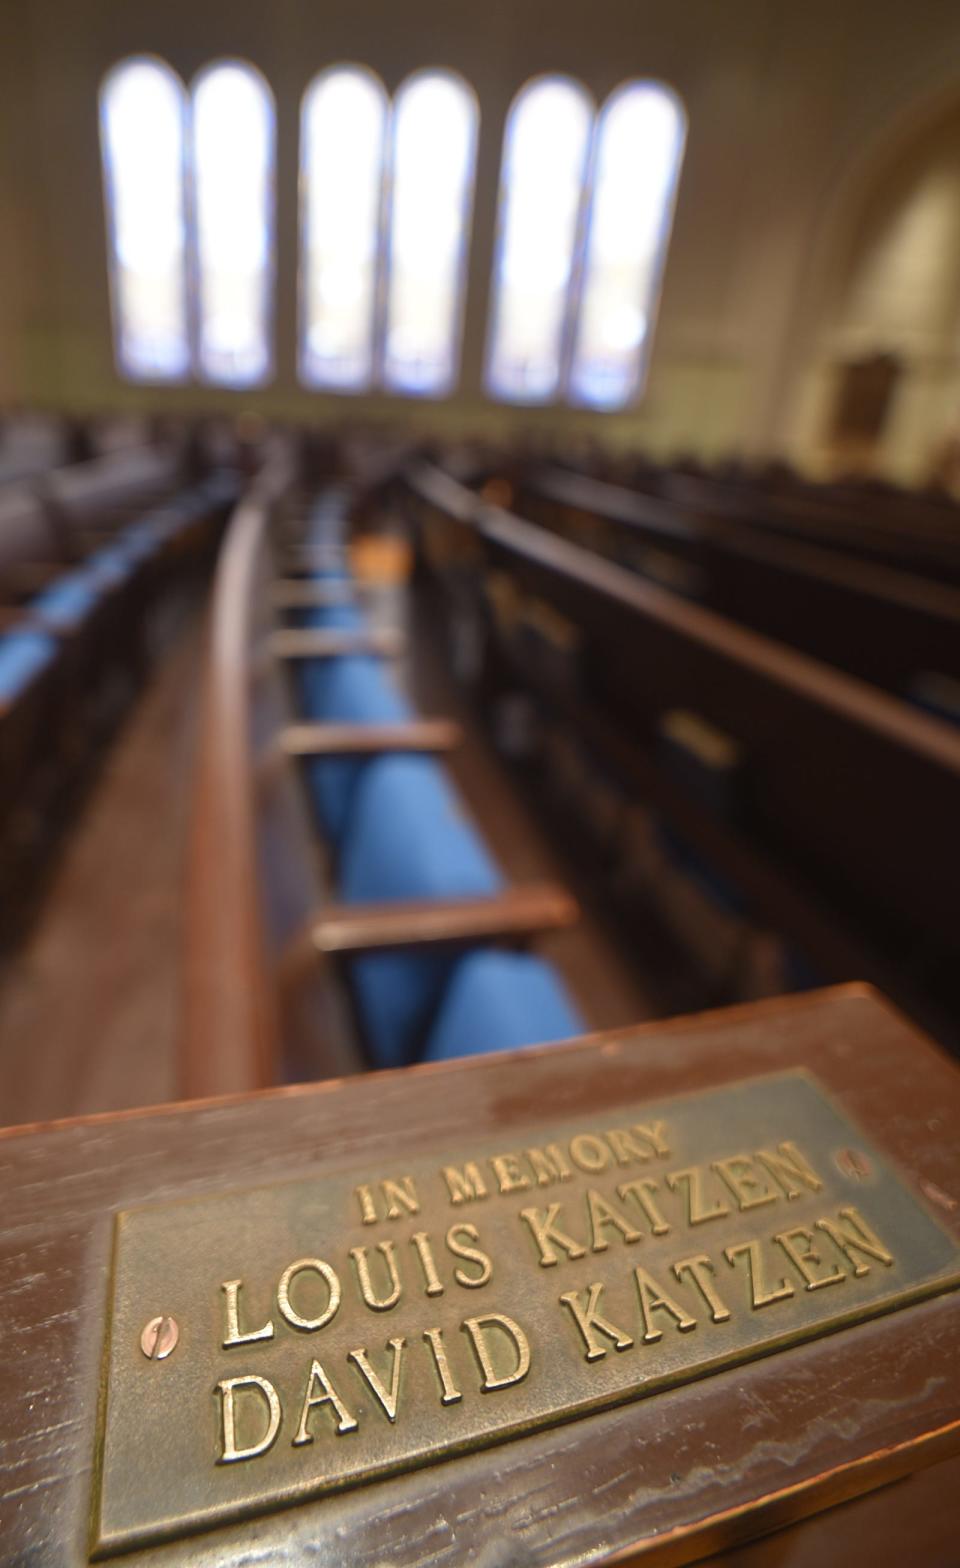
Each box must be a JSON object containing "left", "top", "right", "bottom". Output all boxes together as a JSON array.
[{"left": 91, "top": 1071, "right": 960, "bottom": 1556}]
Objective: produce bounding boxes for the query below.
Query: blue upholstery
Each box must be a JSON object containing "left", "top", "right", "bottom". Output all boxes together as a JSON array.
[
  {"left": 0, "top": 627, "right": 57, "bottom": 702},
  {"left": 31, "top": 571, "right": 104, "bottom": 631},
  {"left": 285, "top": 498, "right": 584, "bottom": 1076},
  {"left": 105, "top": 522, "right": 161, "bottom": 565},
  {"left": 295, "top": 615, "right": 414, "bottom": 842},
  {"left": 340, "top": 755, "right": 503, "bottom": 1069},
  {"left": 87, "top": 544, "right": 138, "bottom": 586},
  {"left": 289, "top": 601, "right": 364, "bottom": 632},
  {"left": 422, "top": 950, "right": 585, "bottom": 1062}
]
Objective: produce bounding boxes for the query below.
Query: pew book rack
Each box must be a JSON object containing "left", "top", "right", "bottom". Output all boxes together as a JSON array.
[{"left": 1, "top": 984, "right": 958, "bottom": 1565}]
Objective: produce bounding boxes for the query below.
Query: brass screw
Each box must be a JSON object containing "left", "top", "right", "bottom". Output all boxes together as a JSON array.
[
  {"left": 835, "top": 1148, "right": 871, "bottom": 1181},
  {"left": 140, "top": 1315, "right": 179, "bottom": 1361}
]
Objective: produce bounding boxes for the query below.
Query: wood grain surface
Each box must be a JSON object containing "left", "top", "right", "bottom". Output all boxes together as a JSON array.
[{"left": 1, "top": 984, "right": 958, "bottom": 1567}]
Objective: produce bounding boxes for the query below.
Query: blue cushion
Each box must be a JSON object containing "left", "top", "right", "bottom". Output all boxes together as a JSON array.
[
  {"left": 296, "top": 641, "right": 413, "bottom": 843},
  {"left": 422, "top": 951, "right": 585, "bottom": 1062},
  {"left": 87, "top": 545, "right": 136, "bottom": 586},
  {"left": 117, "top": 519, "right": 164, "bottom": 562},
  {"left": 289, "top": 601, "right": 364, "bottom": 632},
  {"left": 301, "top": 493, "right": 350, "bottom": 574},
  {"left": 0, "top": 627, "right": 57, "bottom": 703},
  {"left": 31, "top": 571, "right": 103, "bottom": 630},
  {"left": 205, "top": 470, "right": 242, "bottom": 506},
  {"left": 340, "top": 755, "right": 503, "bottom": 1069}
]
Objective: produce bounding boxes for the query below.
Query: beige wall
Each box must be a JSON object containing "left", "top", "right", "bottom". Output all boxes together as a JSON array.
[
  {"left": 2, "top": 0, "right": 960, "bottom": 472},
  {"left": 788, "top": 96, "right": 960, "bottom": 479}
]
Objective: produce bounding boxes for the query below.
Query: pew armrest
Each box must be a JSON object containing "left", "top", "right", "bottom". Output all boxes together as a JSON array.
[
  {"left": 271, "top": 579, "right": 362, "bottom": 609},
  {"left": 308, "top": 884, "right": 579, "bottom": 957},
  {"left": 268, "top": 627, "right": 405, "bottom": 660},
  {"left": 281, "top": 719, "right": 462, "bottom": 758},
  {"left": 281, "top": 545, "right": 348, "bottom": 574}
]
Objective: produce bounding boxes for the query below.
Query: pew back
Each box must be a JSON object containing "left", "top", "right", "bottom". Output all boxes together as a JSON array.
[{"left": 406, "top": 462, "right": 960, "bottom": 1031}]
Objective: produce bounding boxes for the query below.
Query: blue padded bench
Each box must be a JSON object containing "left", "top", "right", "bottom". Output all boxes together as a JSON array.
[
  {"left": 339, "top": 754, "right": 504, "bottom": 1068},
  {"left": 0, "top": 625, "right": 58, "bottom": 711},
  {"left": 294, "top": 605, "right": 414, "bottom": 843},
  {"left": 422, "top": 950, "right": 584, "bottom": 1062},
  {"left": 281, "top": 492, "right": 585, "bottom": 1070}
]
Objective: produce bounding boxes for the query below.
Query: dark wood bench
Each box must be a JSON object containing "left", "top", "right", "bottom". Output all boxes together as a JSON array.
[
  {"left": 658, "top": 464, "right": 960, "bottom": 586},
  {"left": 403, "top": 461, "right": 960, "bottom": 1045},
  {"left": 0, "top": 446, "right": 238, "bottom": 944},
  {"left": 513, "top": 464, "right": 960, "bottom": 693}
]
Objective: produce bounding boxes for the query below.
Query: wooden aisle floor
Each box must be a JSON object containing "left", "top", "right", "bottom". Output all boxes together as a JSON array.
[{"left": 0, "top": 607, "right": 206, "bottom": 1127}]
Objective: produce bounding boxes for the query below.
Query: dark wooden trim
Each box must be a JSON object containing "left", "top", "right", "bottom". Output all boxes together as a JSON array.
[
  {"left": 268, "top": 626, "right": 405, "bottom": 660},
  {"left": 270, "top": 579, "right": 360, "bottom": 608},
  {"left": 181, "top": 461, "right": 294, "bottom": 1100},
  {"left": 280, "top": 719, "right": 462, "bottom": 757},
  {"left": 307, "top": 883, "right": 579, "bottom": 957}
]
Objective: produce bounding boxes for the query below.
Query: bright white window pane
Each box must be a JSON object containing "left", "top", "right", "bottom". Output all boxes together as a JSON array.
[
  {"left": 569, "top": 83, "right": 685, "bottom": 409},
  {"left": 100, "top": 58, "right": 190, "bottom": 381},
  {"left": 486, "top": 77, "right": 593, "bottom": 404},
  {"left": 299, "top": 68, "right": 387, "bottom": 391},
  {"left": 193, "top": 61, "right": 274, "bottom": 387},
  {"left": 383, "top": 71, "right": 478, "bottom": 397}
]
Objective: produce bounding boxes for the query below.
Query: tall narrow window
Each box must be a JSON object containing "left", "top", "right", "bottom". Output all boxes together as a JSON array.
[
  {"left": 300, "top": 67, "right": 387, "bottom": 391},
  {"left": 485, "top": 77, "right": 594, "bottom": 403},
  {"left": 192, "top": 61, "right": 274, "bottom": 387},
  {"left": 100, "top": 58, "right": 190, "bottom": 381},
  {"left": 383, "top": 71, "right": 478, "bottom": 397},
  {"left": 569, "top": 83, "right": 685, "bottom": 408}
]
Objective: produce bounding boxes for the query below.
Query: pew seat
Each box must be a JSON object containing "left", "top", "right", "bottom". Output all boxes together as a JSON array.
[
  {"left": 421, "top": 947, "right": 586, "bottom": 1060},
  {"left": 185, "top": 464, "right": 586, "bottom": 1092}
]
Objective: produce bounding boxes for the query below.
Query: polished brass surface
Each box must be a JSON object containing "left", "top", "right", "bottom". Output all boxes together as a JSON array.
[{"left": 92, "top": 1071, "right": 960, "bottom": 1557}]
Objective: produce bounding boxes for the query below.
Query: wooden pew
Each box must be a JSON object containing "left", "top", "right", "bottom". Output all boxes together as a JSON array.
[
  {"left": 658, "top": 465, "right": 960, "bottom": 587},
  {"left": 0, "top": 450, "right": 238, "bottom": 944},
  {"left": 0, "top": 409, "right": 77, "bottom": 487},
  {"left": 41, "top": 443, "right": 185, "bottom": 555},
  {"left": 515, "top": 464, "right": 960, "bottom": 692},
  {"left": 182, "top": 454, "right": 577, "bottom": 1099},
  {"left": 3, "top": 985, "right": 959, "bottom": 1564},
  {"left": 404, "top": 462, "right": 960, "bottom": 1045},
  {"left": 0, "top": 482, "right": 72, "bottom": 606}
]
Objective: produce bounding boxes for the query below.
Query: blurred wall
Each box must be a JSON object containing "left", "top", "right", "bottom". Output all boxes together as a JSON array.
[
  {"left": 790, "top": 95, "right": 960, "bottom": 479},
  {"left": 1, "top": 0, "right": 960, "bottom": 474}
]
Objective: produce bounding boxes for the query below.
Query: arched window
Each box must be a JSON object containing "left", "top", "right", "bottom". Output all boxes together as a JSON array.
[
  {"left": 382, "top": 70, "right": 478, "bottom": 397},
  {"left": 299, "top": 67, "right": 387, "bottom": 391},
  {"left": 485, "top": 77, "right": 594, "bottom": 404},
  {"left": 569, "top": 82, "right": 685, "bottom": 408},
  {"left": 99, "top": 57, "right": 190, "bottom": 381},
  {"left": 192, "top": 60, "right": 275, "bottom": 387}
]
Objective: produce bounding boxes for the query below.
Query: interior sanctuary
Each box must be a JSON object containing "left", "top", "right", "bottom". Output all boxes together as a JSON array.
[{"left": 0, "top": 2, "right": 959, "bottom": 1564}]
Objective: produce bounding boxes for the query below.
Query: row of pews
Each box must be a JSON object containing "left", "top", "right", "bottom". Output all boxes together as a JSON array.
[
  {"left": 516, "top": 463, "right": 960, "bottom": 698},
  {"left": 0, "top": 421, "right": 240, "bottom": 937},
  {"left": 398, "top": 450, "right": 960, "bottom": 1047},
  {"left": 183, "top": 441, "right": 583, "bottom": 1097},
  {"left": 545, "top": 444, "right": 960, "bottom": 584},
  {"left": 1, "top": 426, "right": 958, "bottom": 1566}
]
